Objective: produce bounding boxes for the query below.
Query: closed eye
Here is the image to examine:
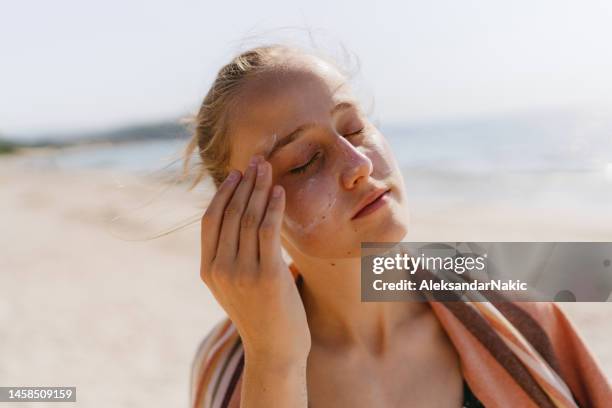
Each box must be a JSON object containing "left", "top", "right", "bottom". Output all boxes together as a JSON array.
[
  {"left": 288, "top": 128, "right": 364, "bottom": 175},
  {"left": 346, "top": 128, "right": 365, "bottom": 137},
  {"left": 290, "top": 151, "right": 321, "bottom": 174}
]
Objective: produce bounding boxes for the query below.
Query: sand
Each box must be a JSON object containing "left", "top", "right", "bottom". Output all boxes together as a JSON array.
[{"left": 0, "top": 153, "right": 610, "bottom": 407}]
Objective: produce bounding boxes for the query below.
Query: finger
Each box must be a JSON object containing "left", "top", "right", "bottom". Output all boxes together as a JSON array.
[
  {"left": 238, "top": 160, "right": 272, "bottom": 262},
  {"left": 216, "top": 155, "right": 260, "bottom": 263},
  {"left": 258, "top": 184, "right": 285, "bottom": 271},
  {"left": 200, "top": 170, "right": 242, "bottom": 274}
]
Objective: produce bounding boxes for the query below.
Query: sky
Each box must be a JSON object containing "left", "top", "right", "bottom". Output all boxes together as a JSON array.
[{"left": 2, "top": 0, "right": 612, "bottom": 137}]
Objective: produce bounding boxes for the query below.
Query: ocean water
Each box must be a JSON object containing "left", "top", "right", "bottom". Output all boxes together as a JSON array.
[
  {"left": 382, "top": 112, "right": 612, "bottom": 217},
  {"left": 26, "top": 139, "right": 188, "bottom": 173},
  {"left": 384, "top": 111, "right": 612, "bottom": 173}
]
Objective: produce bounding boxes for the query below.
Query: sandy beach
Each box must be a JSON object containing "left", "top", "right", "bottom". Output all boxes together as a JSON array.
[{"left": 1, "top": 151, "right": 610, "bottom": 407}]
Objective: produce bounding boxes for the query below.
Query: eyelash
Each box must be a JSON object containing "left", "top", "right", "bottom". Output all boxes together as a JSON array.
[
  {"left": 290, "top": 151, "right": 321, "bottom": 174},
  {"left": 288, "top": 128, "right": 365, "bottom": 175}
]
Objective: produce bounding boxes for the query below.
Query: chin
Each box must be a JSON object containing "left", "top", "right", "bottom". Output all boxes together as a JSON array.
[
  {"left": 358, "top": 200, "right": 410, "bottom": 243},
  {"left": 389, "top": 222, "right": 409, "bottom": 241},
  {"left": 364, "top": 219, "right": 408, "bottom": 243}
]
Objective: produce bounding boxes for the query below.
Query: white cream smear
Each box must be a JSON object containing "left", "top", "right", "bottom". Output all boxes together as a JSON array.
[
  {"left": 256, "top": 132, "right": 333, "bottom": 237},
  {"left": 256, "top": 132, "right": 278, "bottom": 156},
  {"left": 284, "top": 176, "right": 338, "bottom": 238},
  {"left": 281, "top": 131, "right": 394, "bottom": 238},
  {"left": 283, "top": 137, "right": 379, "bottom": 238}
]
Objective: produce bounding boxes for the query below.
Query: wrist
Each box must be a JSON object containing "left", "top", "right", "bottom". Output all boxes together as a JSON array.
[{"left": 243, "top": 348, "right": 309, "bottom": 374}]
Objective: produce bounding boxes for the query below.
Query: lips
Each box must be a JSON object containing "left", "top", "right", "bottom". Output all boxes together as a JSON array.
[{"left": 351, "top": 188, "right": 391, "bottom": 220}]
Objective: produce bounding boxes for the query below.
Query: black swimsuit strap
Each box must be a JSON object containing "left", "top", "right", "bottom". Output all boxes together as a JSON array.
[{"left": 463, "top": 379, "right": 485, "bottom": 407}]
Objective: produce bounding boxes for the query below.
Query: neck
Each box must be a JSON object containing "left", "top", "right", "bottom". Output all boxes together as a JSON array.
[{"left": 291, "top": 253, "right": 428, "bottom": 356}]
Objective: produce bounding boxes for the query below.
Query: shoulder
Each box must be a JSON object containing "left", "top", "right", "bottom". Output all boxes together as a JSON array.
[{"left": 190, "top": 318, "right": 244, "bottom": 408}]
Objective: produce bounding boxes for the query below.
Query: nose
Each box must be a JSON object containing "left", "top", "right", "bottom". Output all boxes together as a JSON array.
[{"left": 337, "top": 137, "right": 373, "bottom": 189}]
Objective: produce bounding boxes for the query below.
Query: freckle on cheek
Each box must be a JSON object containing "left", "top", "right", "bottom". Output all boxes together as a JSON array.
[{"left": 284, "top": 179, "right": 338, "bottom": 238}]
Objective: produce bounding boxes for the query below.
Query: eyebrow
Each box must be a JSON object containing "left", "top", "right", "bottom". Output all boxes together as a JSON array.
[{"left": 263, "top": 101, "right": 356, "bottom": 160}]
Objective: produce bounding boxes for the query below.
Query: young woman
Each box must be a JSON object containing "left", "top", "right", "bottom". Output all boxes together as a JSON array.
[{"left": 186, "top": 44, "right": 609, "bottom": 407}]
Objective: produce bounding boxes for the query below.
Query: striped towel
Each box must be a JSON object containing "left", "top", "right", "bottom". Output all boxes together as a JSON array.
[
  {"left": 190, "top": 319, "right": 243, "bottom": 408},
  {"left": 190, "top": 265, "right": 611, "bottom": 408}
]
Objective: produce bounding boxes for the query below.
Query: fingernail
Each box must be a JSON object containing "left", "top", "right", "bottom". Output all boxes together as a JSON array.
[
  {"left": 226, "top": 170, "right": 239, "bottom": 182},
  {"left": 249, "top": 155, "right": 259, "bottom": 167},
  {"left": 272, "top": 185, "right": 283, "bottom": 198}
]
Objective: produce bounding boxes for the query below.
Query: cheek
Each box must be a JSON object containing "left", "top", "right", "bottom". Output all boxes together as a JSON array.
[
  {"left": 282, "top": 175, "right": 339, "bottom": 239},
  {"left": 368, "top": 133, "right": 396, "bottom": 178}
]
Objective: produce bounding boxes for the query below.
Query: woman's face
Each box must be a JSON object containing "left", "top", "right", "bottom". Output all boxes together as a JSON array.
[{"left": 227, "top": 55, "right": 410, "bottom": 259}]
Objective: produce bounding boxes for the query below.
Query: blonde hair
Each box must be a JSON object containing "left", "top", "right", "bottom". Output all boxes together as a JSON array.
[{"left": 183, "top": 43, "right": 359, "bottom": 191}]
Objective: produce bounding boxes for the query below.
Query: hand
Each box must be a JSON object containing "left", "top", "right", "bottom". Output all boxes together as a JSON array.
[{"left": 199, "top": 154, "right": 311, "bottom": 363}]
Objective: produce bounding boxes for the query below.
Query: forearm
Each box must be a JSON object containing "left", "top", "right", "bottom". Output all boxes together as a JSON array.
[{"left": 241, "top": 353, "right": 308, "bottom": 408}]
